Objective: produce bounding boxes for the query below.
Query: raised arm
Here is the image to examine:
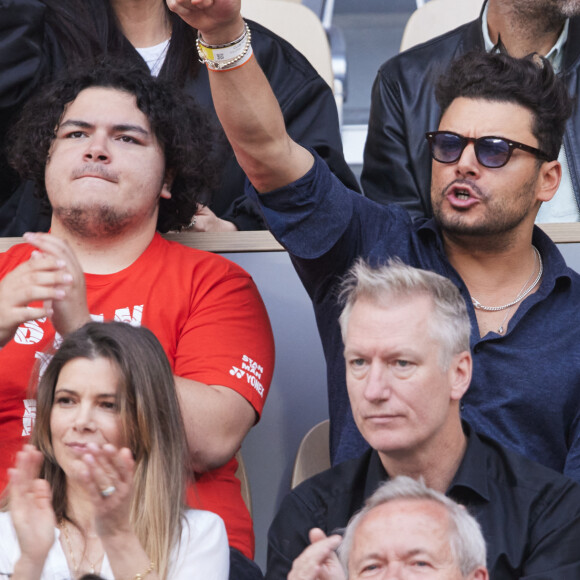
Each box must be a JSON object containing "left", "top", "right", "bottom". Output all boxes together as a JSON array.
[{"left": 168, "top": 0, "right": 314, "bottom": 193}]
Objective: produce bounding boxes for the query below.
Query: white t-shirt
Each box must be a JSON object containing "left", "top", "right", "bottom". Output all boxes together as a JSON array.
[
  {"left": 0, "top": 509, "right": 229, "bottom": 579},
  {"left": 135, "top": 39, "right": 170, "bottom": 77}
]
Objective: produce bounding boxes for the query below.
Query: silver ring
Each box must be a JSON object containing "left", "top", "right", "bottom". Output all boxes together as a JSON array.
[
  {"left": 100, "top": 485, "right": 116, "bottom": 498},
  {"left": 184, "top": 216, "right": 197, "bottom": 230}
]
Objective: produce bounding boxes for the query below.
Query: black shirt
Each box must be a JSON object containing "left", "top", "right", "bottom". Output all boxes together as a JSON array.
[{"left": 266, "top": 424, "right": 580, "bottom": 580}]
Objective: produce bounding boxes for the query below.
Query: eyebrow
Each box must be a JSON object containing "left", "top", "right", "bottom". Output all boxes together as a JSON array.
[
  {"left": 405, "top": 548, "right": 433, "bottom": 557},
  {"left": 54, "top": 387, "right": 118, "bottom": 398},
  {"left": 58, "top": 119, "right": 151, "bottom": 136}
]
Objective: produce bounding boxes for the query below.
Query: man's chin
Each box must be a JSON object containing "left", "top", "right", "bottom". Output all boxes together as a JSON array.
[
  {"left": 434, "top": 207, "right": 482, "bottom": 236},
  {"left": 53, "top": 205, "right": 132, "bottom": 238}
]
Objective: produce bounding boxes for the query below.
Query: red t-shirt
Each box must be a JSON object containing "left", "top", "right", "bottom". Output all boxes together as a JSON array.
[{"left": 0, "top": 233, "right": 274, "bottom": 559}]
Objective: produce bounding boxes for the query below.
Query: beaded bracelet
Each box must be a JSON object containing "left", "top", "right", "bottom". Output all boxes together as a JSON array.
[{"left": 196, "top": 21, "right": 253, "bottom": 71}]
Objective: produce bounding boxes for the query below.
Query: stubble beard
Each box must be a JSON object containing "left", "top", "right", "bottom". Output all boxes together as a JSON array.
[
  {"left": 511, "top": 0, "right": 580, "bottom": 29},
  {"left": 432, "top": 174, "right": 539, "bottom": 239},
  {"left": 52, "top": 204, "right": 134, "bottom": 239}
]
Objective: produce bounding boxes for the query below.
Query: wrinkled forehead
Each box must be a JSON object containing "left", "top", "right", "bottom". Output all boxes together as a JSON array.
[{"left": 350, "top": 498, "right": 456, "bottom": 562}]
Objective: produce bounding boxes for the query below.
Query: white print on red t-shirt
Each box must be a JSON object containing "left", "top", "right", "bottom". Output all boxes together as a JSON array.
[
  {"left": 21, "top": 399, "right": 36, "bottom": 436},
  {"left": 14, "top": 305, "right": 144, "bottom": 347},
  {"left": 229, "top": 354, "right": 265, "bottom": 398},
  {"left": 14, "top": 318, "right": 47, "bottom": 345},
  {"left": 17, "top": 305, "right": 144, "bottom": 438}
]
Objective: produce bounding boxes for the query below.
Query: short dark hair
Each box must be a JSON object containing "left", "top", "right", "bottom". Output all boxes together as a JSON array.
[
  {"left": 435, "top": 51, "right": 574, "bottom": 161},
  {"left": 7, "top": 58, "right": 219, "bottom": 232}
]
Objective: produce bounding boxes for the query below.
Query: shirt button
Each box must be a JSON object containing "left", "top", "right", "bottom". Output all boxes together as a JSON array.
[
  {"left": 473, "top": 344, "right": 481, "bottom": 353},
  {"left": 460, "top": 402, "right": 465, "bottom": 411}
]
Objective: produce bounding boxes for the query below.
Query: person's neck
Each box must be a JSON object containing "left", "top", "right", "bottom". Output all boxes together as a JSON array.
[
  {"left": 378, "top": 415, "right": 467, "bottom": 493},
  {"left": 443, "top": 227, "right": 536, "bottom": 306},
  {"left": 110, "top": 0, "right": 171, "bottom": 48},
  {"left": 64, "top": 482, "right": 98, "bottom": 533},
  {"left": 486, "top": 0, "right": 566, "bottom": 57},
  {"left": 49, "top": 220, "right": 157, "bottom": 275}
]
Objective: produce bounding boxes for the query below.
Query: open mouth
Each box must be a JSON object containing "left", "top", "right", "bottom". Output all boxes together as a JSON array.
[
  {"left": 443, "top": 181, "right": 483, "bottom": 209},
  {"left": 454, "top": 189, "right": 471, "bottom": 200}
]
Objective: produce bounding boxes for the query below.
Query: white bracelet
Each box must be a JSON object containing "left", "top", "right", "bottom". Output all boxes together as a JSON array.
[{"left": 196, "top": 22, "right": 253, "bottom": 71}]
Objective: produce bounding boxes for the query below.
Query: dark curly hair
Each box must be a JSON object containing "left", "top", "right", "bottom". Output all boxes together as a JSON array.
[
  {"left": 7, "top": 58, "right": 220, "bottom": 232},
  {"left": 435, "top": 50, "right": 574, "bottom": 161}
]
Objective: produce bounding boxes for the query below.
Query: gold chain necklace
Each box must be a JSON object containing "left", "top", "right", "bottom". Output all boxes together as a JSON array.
[{"left": 59, "top": 520, "right": 104, "bottom": 577}]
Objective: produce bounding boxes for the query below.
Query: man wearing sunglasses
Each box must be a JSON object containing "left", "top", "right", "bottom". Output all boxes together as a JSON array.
[
  {"left": 173, "top": 0, "right": 580, "bottom": 484},
  {"left": 362, "top": 0, "right": 580, "bottom": 222}
]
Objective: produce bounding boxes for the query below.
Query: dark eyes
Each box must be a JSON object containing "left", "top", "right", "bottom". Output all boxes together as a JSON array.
[
  {"left": 64, "top": 131, "right": 87, "bottom": 139},
  {"left": 117, "top": 135, "right": 139, "bottom": 144},
  {"left": 62, "top": 132, "right": 140, "bottom": 144},
  {"left": 54, "top": 396, "right": 74, "bottom": 406},
  {"left": 53, "top": 396, "right": 117, "bottom": 410}
]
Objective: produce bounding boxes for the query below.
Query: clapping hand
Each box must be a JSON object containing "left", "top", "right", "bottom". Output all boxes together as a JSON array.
[
  {"left": 23, "top": 233, "right": 90, "bottom": 337},
  {"left": 71, "top": 443, "right": 135, "bottom": 539},
  {"left": 0, "top": 248, "right": 72, "bottom": 346},
  {"left": 288, "top": 528, "right": 345, "bottom": 580},
  {"left": 8, "top": 445, "right": 56, "bottom": 570}
]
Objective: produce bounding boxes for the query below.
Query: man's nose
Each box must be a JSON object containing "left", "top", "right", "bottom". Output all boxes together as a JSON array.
[
  {"left": 83, "top": 134, "right": 110, "bottom": 162},
  {"left": 363, "top": 363, "right": 392, "bottom": 402},
  {"left": 455, "top": 142, "right": 481, "bottom": 178},
  {"left": 381, "top": 562, "right": 404, "bottom": 579}
]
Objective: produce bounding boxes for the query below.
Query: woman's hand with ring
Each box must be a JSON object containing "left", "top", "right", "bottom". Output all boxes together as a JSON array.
[{"left": 71, "top": 443, "right": 135, "bottom": 538}]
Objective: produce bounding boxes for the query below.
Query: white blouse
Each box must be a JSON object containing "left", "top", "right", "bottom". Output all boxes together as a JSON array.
[{"left": 0, "top": 509, "right": 229, "bottom": 579}]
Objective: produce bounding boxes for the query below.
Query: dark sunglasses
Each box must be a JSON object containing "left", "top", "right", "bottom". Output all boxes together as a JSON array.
[{"left": 425, "top": 131, "right": 552, "bottom": 168}]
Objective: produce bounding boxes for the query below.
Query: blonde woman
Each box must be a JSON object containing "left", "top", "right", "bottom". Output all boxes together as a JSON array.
[{"left": 0, "top": 321, "right": 229, "bottom": 580}]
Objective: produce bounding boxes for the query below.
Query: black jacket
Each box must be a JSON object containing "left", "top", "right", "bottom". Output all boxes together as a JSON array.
[
  {"left": 361, "top": 3, "right": 580, "bottom": 219},
  {"left": 0, "top": 0, "right": 358, "bottom": 234}
]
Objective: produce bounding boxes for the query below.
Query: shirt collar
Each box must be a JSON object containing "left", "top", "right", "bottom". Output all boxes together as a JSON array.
[
  {"left": 482, "top": 1, "right": 569, "bottom": 73},
  {"left": 416, "top": 220, "right": 572, "bottom": 290},
  {"left": 365, "top": 424, "right": 491, "bottom": 503},
  {"left": 364, "top": 450, "right": 390, "bottom": 500},
  {"left": 447, "top": 422, "right": 490, "bottom": 502}
]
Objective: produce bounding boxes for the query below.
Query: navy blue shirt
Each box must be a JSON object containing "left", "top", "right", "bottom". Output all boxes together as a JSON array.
[
  {"left": 266, "top": 424, "right": 580, "bottom": 580},
  {"left": 247, "top": 153, "right": 580, "bottom": 477}
]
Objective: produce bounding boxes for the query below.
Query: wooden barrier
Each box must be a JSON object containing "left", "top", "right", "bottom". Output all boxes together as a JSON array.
[{"left": 0, "top": 222, "right": 578, "bottom": 254}]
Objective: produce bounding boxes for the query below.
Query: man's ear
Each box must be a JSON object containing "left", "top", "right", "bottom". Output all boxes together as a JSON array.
[
  {"left": 535, "top": 160, "right": 561, "bottom": 203},
  {"left": 160, "top": 170, "right": 174, "bottom": 200},
  {"left": 449, "top": 350, "right": 472, "bottom": 401},
  {"left": 468, "top": 566, "right": 489, "bottom": 580},
  {"left": 160, "top": 183, "right": 172, "bottom": 200}
]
